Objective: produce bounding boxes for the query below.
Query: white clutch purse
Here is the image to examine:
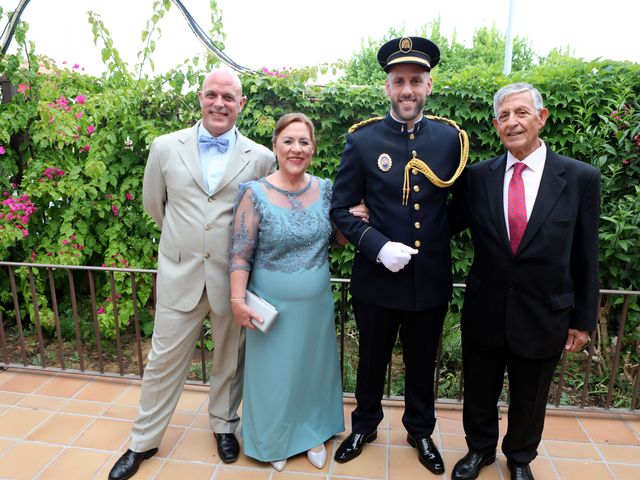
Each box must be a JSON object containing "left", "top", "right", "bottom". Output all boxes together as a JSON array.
[{"left": 246, "top": 290, "right": 279, "bottom": 333}]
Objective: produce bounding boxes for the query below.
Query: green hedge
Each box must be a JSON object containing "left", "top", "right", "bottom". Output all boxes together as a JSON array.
[{"left": 1, "top": 10, "right": 638, "bottom": 340}]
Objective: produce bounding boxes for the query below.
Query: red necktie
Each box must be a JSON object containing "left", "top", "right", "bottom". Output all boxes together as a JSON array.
[{"left": 508, "top": 162, "right": 528, "bottom": 253}]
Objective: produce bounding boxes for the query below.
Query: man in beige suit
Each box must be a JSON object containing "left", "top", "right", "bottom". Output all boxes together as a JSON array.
[{"left": 109, "top": 68, "right": 275, "bottom": 480}]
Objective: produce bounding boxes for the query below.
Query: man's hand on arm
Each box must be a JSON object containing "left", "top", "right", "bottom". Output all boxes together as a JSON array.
[
  {"left": 377, "top": 242, "right": 418, "bottom": 272},
  {"left": 565, "top": 328, "right": 590, "bottom": 352},
  {"left": 348, "top": 200, "right": 369, "bottom": 223}
]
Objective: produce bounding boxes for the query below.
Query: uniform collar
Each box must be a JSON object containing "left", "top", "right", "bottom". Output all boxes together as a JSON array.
[{"left": 384, "top": 113, "right": 426, "bottom": 133}]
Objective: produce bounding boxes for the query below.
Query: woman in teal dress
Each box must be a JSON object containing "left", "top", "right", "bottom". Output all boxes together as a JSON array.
[{"left": 228, "top": 113, "right": 367, "bottom": 471}]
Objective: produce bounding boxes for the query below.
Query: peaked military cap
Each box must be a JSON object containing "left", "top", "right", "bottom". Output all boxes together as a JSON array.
[{"left": 377, "top": 36, "right": 440, "bottom": 72}]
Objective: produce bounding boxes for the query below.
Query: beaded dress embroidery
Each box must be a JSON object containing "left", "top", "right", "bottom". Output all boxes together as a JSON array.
[{"left": 230, "top": 176, "right": 332, "bottom": 274}]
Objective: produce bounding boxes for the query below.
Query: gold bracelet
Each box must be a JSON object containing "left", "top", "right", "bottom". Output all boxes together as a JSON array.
[{"left": 230, "top": 297, "right": 245, "bottom": 303}]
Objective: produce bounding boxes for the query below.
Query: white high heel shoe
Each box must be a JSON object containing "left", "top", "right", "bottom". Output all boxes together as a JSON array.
[
  {"left": 307, "top": 444, "right": 327, "bottom": 469},
  {"left": 271, "top": 459, "right": 287, "bottom": 471}
]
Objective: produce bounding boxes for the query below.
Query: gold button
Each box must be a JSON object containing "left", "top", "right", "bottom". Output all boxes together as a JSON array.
[
  {"left": 412, "top": 168, "right": 418, "bottom": 175},
  {"left": 414, "top": 240, "right": 422, "bottom": 248},
  {"left": 414, "top": 222, "right": 421, "bottom": 229},
  {"left": 413, "top": 185, "right": 420, "bottom": 192},
  {"left": 409, "top": 133, "right": 415, "bottom": 140},
  {"left": 413, "top": 203, "right": 420, "bottom": 211},
  {"left": 208, "top": 196, "right": 214, "bottom": 203},
  {"left": 204, "top": 253, "right": 210, "bottom": 259}
]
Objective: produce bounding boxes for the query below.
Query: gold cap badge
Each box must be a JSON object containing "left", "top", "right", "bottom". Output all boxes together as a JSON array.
[{"left": 399, "top": 37, "right": 413, "bottom": 52}]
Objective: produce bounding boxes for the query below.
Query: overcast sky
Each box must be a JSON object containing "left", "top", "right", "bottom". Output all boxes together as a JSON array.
[{"left": 1, "top": 0, "right": 638, "bottom": 76}]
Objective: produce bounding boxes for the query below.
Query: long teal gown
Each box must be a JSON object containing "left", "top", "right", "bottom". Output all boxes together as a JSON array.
[{"left": 229, "top": 175, "right": 344, "bottom": 462}]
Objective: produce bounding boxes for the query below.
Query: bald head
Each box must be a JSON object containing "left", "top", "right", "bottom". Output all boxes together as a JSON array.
[
  {"left": 198, "top": 68, "right": 247, "bottom": 137},
  {"left": 201, "top": 68, "right": 243, "bottom": 95}
]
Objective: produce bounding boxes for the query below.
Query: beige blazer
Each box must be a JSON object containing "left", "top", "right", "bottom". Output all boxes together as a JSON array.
[{"left": 143, "top": 122, "right": 275, "bottom": 315}]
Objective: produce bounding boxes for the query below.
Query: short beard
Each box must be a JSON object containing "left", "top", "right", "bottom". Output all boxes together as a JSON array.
[{"left": 391, "top": 97, "right": 425, "bottom": 123}]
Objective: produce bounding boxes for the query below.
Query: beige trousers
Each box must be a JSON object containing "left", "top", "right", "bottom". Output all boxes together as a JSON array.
[{"left": 129, "top": 289, "right": 244, "bottom": 452}]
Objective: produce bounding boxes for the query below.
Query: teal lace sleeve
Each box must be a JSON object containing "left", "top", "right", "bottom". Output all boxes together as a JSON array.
[{"left": 229, "top": 183, "right": 261, "bottom": 273}]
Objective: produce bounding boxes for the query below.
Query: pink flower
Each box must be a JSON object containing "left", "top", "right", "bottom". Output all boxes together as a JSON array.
[
  {"left": 62, "top": 239, "right": 68, "bottom": 245},
  {"left": 75, "top": 112, "right": 83, "bottom": 119},
  {"left": 17, "top": 83, "right": 30, "bottom": 94},
  {"left": 75, "top": 94, "right": 86, "bottom": 104},
  {"left": 81, "top": 144, "right": 90, "bottom": 152},
  {"left": 73, "top": 64, "right": 80, "bottom": 70},
  {"left": 97, "top": 307, "right": 105, "bottom": 314},
  {"left": 87, "top": 125, "right": 96, "bottom": 135},
  {"left": 125, "top": 192, "right": 134, "bottom": 201},
  {"left": 0, "top": 146, "right": 5, "bottom": 155},
  {"left": 111, "top": 204, "right": 119, "bottom": 216},
  {"left": 49, "top": 116, "right": 54, "bottom": 125},
  {"left": 70, "top": 234, "right": 76, "bottom": 240}
]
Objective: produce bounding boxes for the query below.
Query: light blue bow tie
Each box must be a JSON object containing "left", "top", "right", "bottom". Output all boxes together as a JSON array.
[{"left": 199, "top": 135, "right": 229, "bottom": 153}]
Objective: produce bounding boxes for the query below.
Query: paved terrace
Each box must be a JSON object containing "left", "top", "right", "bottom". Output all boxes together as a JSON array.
[{"left": 0, "top": 368, "right": 639, "bottom": 480}]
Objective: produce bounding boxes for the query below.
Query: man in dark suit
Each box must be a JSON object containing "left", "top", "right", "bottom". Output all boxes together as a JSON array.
[
  {"left": 449, "top": 83, "right": 600, "bottom": 480},
  {"left": 331, "top": 36, "right": 468, "bottom": 475}
]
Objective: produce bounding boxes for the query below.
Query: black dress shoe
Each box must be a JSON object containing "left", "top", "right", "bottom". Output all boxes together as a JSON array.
[
  {"left": 507, "top": 461, "right": 535, "bottom": 480},
  {"left": 451, "top": 451, "right": 496, "bottom": 480},
  {"left": 407, "top": 434, "right": 445, "bottom": 474},
  {"left": 108, "top": 448, "right": 158, "bottom": 480},
  {"left": 214, "top": 433, "right": 240, "bottom": 463},
  {"left": 334, "top": 431, "right": 377, "bottom": 463}
]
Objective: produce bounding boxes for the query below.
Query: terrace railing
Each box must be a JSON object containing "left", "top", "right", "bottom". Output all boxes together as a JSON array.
[{"left": 1, "top": 261, "right": 638, "bottom": 414}]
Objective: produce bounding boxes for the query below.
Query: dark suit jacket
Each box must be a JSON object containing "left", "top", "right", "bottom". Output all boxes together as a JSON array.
[
  {"left": 449, "top": 149, "right": 600, "bottom": 358},
  {"left": 331, "top": 114, "right": 463, "bottom": 311}
]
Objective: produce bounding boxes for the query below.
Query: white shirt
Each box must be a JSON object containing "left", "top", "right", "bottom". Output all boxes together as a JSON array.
[
  {"left": 503, "top": 141, "right": 546, "bottom": 238},
  {"left": 198, "top": 123, "right": 237, "bottom": 194}
]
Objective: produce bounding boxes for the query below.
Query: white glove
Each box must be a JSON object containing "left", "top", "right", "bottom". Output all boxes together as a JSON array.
[{"left": 377, "top": 241, "right": 418, "bottom": 272}]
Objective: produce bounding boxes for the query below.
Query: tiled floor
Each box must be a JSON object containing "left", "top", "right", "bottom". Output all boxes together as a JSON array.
[{"left": 0, "top": 368, "right": 639, "bottom": 479}]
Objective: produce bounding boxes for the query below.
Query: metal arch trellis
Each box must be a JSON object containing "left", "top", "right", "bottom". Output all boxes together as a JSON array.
[{"left": 0, "top": 0, "right": 256, "bottom": 74}]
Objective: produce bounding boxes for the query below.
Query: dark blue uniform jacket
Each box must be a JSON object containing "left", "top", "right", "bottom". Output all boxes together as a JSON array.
[{"left": 331, "top": 113, "right": 463, "bottom": 311}]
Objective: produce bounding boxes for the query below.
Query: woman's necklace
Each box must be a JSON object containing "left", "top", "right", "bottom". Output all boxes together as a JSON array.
[{"left": 263, "top": 175, "right": 312, "bottom": 210}]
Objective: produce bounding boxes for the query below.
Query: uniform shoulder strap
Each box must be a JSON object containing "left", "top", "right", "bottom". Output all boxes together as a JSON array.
[{"left": 348, "top": 116, "right": 384, "bottom": 134}]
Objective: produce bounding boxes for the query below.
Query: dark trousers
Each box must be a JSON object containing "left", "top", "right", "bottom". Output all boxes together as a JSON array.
[
  {"left": 461, "top": 335, "right": 561, "bottom": 465},
  {"left": 351, "top": 298, "right": 446, "bottom": 437}
]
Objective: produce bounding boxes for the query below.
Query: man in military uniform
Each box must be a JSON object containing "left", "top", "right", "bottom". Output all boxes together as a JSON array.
[{"left": 330, "top": 36, "right": 467, "bottom": 475}]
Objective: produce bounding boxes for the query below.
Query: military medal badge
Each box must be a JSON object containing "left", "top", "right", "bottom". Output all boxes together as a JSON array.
[{"left": 377, "top": 153, "right": 392, "bottom": 172}]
